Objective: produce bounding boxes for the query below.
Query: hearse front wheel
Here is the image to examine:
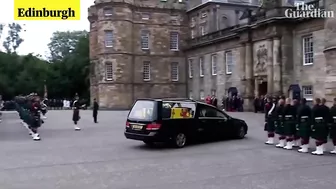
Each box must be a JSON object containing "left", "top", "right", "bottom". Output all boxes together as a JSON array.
[
  {"left": 173, "top": 132, "right": 187, "bottom": 148},
  {"left": 236, "top": 126, "right": 246, "bottom": 139}
]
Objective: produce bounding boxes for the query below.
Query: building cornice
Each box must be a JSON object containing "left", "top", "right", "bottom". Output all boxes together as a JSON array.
[
  {"left": 187, "top": 1, "right": 259, "bottom": 13},
  {"left": 90, "top": 1, "right": 186, "bottom": 13}
]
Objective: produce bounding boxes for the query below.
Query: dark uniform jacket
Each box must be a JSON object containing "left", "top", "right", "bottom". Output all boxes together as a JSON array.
[
  {"left": 282, "top": 104, "right": 297, "bottom": 135},
  {"left": 321, "top": 104, "right": 331, "bottom": 123},
  {"left": 297, "top": 104, "right": 312, "bottom": 121},
  {"left": 72, "top": 100, "right": 81, "bottom": 121},
  {"left": 330, "top": 105, "right": 336, "bottom": 138},
  {"left": 274, "top": 104, "right": 285, "bottom": 134},
  {"left": 296, "top": 104, "right": 312, "bottom": 138},
  {"left": 311, "top": 104, "right": 329, "bottom": 140},
  {"left": 93, "top": 101, "right": 99, "bottom": 116},
  {"left": 283, "top": 104, "right": 296, "bottom": 118}
]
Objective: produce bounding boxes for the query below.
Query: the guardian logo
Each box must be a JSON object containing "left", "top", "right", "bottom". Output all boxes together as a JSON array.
[
  {"left": 17, "top": 8, "right": 76, "bottom": 20},
  {"left": 285, "top": 1, "right": 334, "bottom": 18}
]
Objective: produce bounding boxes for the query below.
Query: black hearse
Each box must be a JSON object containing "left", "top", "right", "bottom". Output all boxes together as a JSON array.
[{"left": 124, "top": 98, "right": 248, "bottom": 148}]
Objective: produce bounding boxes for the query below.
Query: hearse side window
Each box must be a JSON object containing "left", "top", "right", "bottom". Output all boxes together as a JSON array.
[
  {"left": 162, "top": 101, "right": 196, "bottom": 119},
  {"left": 199, "top": 106, "right": 227, "bottom": 119},
  {"left": 216, "top": 110, "right": 228, "bottom": 119},
  {"left": 128, "top": 100, "right": 156, "bottom": 121},
  {"left": 199, "top": 107, "right": 217, "bottom": 117}
]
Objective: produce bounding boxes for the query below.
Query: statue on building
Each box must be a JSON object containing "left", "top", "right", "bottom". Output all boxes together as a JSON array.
[{"left": 255, "top": 44, "right": 267, "bottom": 73}]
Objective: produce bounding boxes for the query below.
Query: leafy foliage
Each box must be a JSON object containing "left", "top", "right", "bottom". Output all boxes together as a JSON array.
[
  {"left": 2, "top": 23, "right": 24, "bottom": 53},
  {"left": 0, "top": 26, "right": 90, "bottom": 101},
  {"left": 47, "top": 30, "right": 88, "bottom": 61},
  {"left": 46, "top": 31, "right": 90, "bottom": 100}
]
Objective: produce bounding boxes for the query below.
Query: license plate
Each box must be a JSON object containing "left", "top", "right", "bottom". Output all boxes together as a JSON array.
[{"left": 132, "top": 125, "right": 143, "bottom": 130}]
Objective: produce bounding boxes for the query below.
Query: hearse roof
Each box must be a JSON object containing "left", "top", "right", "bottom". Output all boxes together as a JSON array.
[{"left": 135, "top": 98, "right": 217, "bottom": 108}]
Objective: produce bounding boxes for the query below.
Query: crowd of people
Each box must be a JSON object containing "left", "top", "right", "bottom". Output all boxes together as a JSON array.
[
  {"left": 203, "top": 94, "right": 244, "bottom": 112},
  {"left": 205, "top": 95, "right": 218, "bottom": 107},
  {"left": 47, "top": 99, "right": 89, "bottom": 110},
  {"left": 0, "top": 93, "right": 100, "bottom": 141},
  {"left": 264, "top": 96, "right": 336, "bottom": 155},
  {"left": 0, "top": 98, "right": 90, "bottom": 111},
  {"left": 254, "top": 95, "right": 267, "bottom": 113}
]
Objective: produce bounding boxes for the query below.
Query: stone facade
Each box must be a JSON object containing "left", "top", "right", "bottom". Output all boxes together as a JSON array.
[
  {"left": 89, "top": 0, "right": 336, "bottom": 109},
  {"left": 185, "top": 0, "right": 335, "bottom": 109},
  {"left": 88, "top": 0, "right": 188, "bottom": 109}
]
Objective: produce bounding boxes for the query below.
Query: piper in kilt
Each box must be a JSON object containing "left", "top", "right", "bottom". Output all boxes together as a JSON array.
[
  {"left": 72, "top": 94, "right": 81, "bottom": 131},
  {"left": 265, "top": 97, "right": 276, "bottom": 144},
  {"left": 275, "top": 99, "right": 286, "bottom": 148},
  {"left": 292, "top": 99, "right": 300, "bottom": 147},
  {"left": 29, "top": 96, "right": 42, "bottom": 140},
  {"left": 282, "top": 98, "right": 297, "bottom": 150},
  {"left": 296, "top": 98, "right": 312, "bottom": 153},
  {"left": 311, "top": 98, "right": 329, "bottom": 155},
  {"left": 321, "top": 98, "right": 330, "bottom": 151},
  {"left": 329, "top": 98, "right": 336, "bottom": 154}
]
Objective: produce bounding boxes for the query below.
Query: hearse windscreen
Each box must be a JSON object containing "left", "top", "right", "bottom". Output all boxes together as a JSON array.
[{"left": 128, "top": 100, "right": 156, "bottom": 121}]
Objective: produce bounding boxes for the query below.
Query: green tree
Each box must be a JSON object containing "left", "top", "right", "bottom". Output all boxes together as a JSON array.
[
  {"left": 2, "top": 23, "right": 24, "bottom": 53},
  {"left": 0, "top": 29, "right": 90, "bottom": 101},
  {"left": 0, "top": 52, "right": 48, "bottom": 99},
  {"left": 0, "top": 24, "right": 3, "bottom": 41},
  {"left": 47, "top": 30, "right": 88, "bottom": 61}
]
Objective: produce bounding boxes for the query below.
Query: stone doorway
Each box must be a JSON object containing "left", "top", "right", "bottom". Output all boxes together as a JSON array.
[{"left": 258, "top": 82, "right": 267, "bottom": 96}]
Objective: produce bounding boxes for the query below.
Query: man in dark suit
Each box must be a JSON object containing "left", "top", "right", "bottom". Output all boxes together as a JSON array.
[{"left": 93, "top": 98, "right": 99, "bottom": 123}]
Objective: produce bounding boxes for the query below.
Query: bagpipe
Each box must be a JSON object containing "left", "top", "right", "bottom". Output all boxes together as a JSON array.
[{"left": 14, "top": 93, "right": 45, "bottom": 123}]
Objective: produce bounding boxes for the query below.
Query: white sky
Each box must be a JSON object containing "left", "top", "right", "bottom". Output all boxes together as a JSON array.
[{"left": 0, "top": 1, "right": 93, "bottom": 59}]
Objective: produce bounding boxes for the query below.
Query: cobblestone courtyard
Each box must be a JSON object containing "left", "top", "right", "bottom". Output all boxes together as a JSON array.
[{"left": 1, "top": 111, "right": 336, "bottom": 189}]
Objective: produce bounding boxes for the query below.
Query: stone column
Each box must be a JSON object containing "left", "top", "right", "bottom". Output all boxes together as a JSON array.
[
  {"left": 245, "top": 42, "right": 254, "bottom": 110},
  {"left": 216, "top": 52, "right": 226, "bottom": 98},
  {"left": 266, "top": 39, "right": 273, "bottom": 95},
  {"left": 324, "top": 0, "right": 336, "bottom": 106},
  {"left": 273, "top": 37, "right": 281, "bottom": 96},
  {"left": 239, "top": 44, "right": 246, "bottom": 96},
  {"left": 254, "top": 79, "right": 259, "bottom": 96}
]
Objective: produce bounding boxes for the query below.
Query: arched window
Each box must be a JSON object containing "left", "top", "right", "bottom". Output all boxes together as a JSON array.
[{"left": 222, "top": 16, "right": 228, "bottom": 28}]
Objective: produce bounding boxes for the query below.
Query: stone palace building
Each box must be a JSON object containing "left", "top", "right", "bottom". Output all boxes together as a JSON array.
[{"left": 88, "top": 0, "right": 336, "bottom": 110}]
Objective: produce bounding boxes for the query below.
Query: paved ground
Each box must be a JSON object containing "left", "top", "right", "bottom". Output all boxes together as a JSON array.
[{"left": 0, "top": 110, "right": 336, "bottom": 189}]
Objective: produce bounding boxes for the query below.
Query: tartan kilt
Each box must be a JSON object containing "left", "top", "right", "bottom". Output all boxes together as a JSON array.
[
  {"left": 330, "top": 124, "right": 336, "bottom": 139},
  {"left": 265, "top": 116, "right": 275, "bottom": 132},
  {"left": 311, "top": 119, "right": 328, "bottom": 140},
  {"left": 329, "top": 118, "right": 336, "bottom": 139},
  {"left": 297, "top": 118, "right": 311, "bottom": 138},
  {"left": 283, "top": 117, "right": 296, "bottom": 136},
  {"left": 73, "top": 109, "right": 80, "bottom": 121},
  {"left": 30, "top": 115, "right": 41, "bottom": 128},
  {"left": 275, "top": 116, "right": 285, "bottom": 135},
  {"left": 25, "top": 112, "right": 33, "bottom": 125}
]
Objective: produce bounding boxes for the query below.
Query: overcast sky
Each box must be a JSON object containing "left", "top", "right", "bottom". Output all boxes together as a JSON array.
[{"left": 0, "top": 0, "right": 92, "bottom": 59}]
